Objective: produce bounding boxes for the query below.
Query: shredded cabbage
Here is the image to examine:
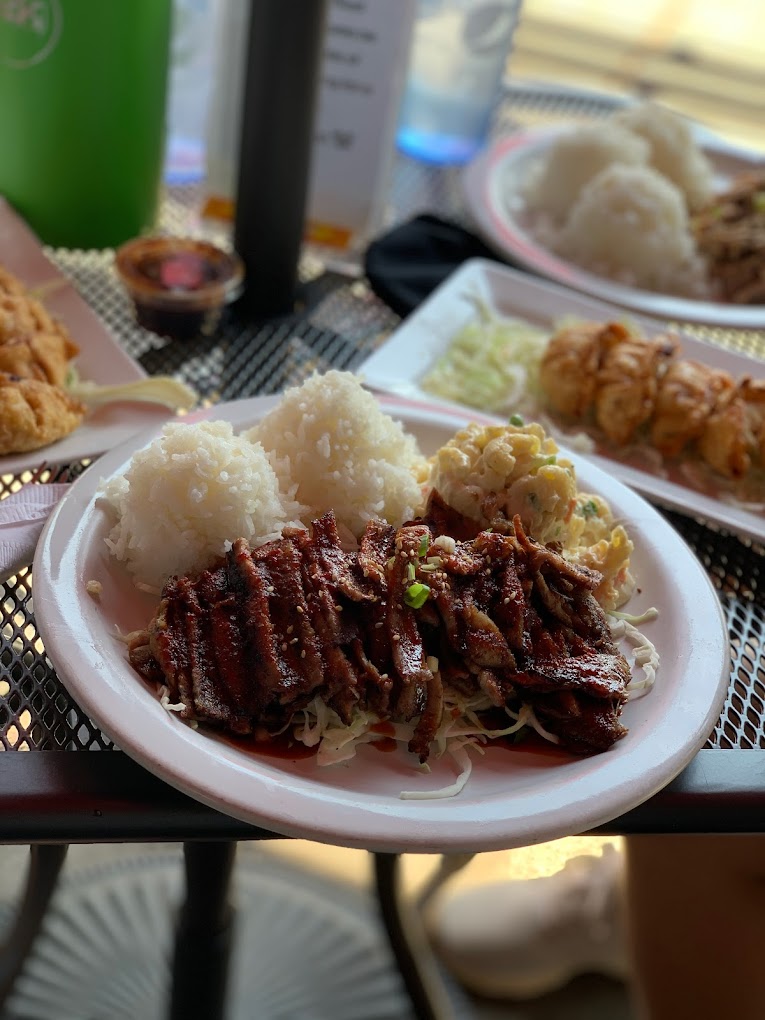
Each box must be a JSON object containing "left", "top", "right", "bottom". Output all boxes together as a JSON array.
[
  {"left": 281, "top": 690, "right": 564, "bottom": 800},
  {"left": 420, "top": 295, "right": 550, "bottom": 415},
  {"left": 400, "top": 740, "right": 475, "bottom": 800},
  {"left": 610, "top": 609, "right": 660, "bottom": 699}
]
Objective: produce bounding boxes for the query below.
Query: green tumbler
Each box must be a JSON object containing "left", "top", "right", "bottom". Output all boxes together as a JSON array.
[{"left": 0, "top": 0, "right": 173, "bottom": 249}]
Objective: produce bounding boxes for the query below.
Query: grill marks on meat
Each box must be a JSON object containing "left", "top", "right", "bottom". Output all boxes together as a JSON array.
[{"left": 131, "top": 502, "right": 632, "bottom": 760}]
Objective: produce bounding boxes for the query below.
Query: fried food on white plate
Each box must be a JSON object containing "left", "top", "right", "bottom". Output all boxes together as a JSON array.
[
  {"left": 650, "top": 359, "right": 736, "bottom": 459},
  {"left": 739, "top": 379, "right": 765, "bottom": 465},
  {"left": 539, "top": 320, "right": 676, "bottom": 445},
  {"left": 538, "top": 321, "right": 607, "bottom": 418},
  {"left": 697, "top": 378, "right": 765, "bottom": 480},
  {"left": 0, "top": 292, "right": 79, "bottom": 387},
  {"left": 594, "top": 327, "right": 676, "bottom": 446},
  {"left": 0, "top": 372, "right": 85, "bottom": 455}
]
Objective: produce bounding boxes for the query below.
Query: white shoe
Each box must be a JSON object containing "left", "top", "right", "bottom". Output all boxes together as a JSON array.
[{"left": 424, "top": 845, "right": 628, "bottom": 1000}]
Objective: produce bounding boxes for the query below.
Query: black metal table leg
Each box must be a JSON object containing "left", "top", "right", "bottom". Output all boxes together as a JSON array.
[
  {"left": 373, "top": 852, "right": 458, "bottom": 1020},
  {"left": 0, "top": 843, "right": 68, "bottom": 1011},
  {"left": 169, "top": 840, "right": 238, "bottom": 1020}
]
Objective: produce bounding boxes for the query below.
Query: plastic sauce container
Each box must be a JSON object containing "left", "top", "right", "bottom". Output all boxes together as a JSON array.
[{"left": 115, "top": 237, "right": 245, "bottom": 340}]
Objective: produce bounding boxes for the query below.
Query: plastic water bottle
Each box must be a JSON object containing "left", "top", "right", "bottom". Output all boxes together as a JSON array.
[{"left": 397, "top": 0, "right": 522, "bottom": 165}]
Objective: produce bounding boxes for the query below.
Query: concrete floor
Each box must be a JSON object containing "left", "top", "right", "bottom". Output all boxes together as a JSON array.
[{"left": 0, "top": 837, "right": 633, "bottom": 1019}]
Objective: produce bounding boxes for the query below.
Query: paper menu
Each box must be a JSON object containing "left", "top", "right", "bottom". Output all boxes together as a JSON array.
[
  {"left": 306, "top": 0, "right": 416, "bottom": 250},
  {"left": 203, "top": 0, "right": 416, "bottom": 252}
]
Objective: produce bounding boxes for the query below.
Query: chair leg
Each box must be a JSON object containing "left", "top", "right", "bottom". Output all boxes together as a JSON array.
[
  {"left": 169, "top": 840, "right": 238, "bottom": 1020},
  {"left": 373, "top": 852, "right": 458, "bottom": 1020},
  {"left": 0, "top": 844, "right": 69, "bottom": 1010}
]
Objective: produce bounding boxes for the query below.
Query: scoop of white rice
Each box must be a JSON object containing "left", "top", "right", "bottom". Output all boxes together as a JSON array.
[
  {"left": 613, "top": 102, "right": 714, "bottom": 211},
  {"left": 101, "top": 420, "right": 305, "bottom": 589},
  {"left": 523, "top": 123, "right": 649, "bottom": 221},
  {"left": 246, "top": 371, "right": 427, "bottom": 539},
  {"left": 553, "top": 163, "right": 708, "bottom": 296}
]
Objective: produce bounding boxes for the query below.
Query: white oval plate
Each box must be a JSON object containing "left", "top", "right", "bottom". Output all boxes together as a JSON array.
[
  {"left": 462, "top": 124, "right": 765, "bottom": 329},
  {"left": 33, "top": 395, "right": 729, "bottom": 853},
  {"left": 357, "top": 258, "right": 765, "bottom": 547}
]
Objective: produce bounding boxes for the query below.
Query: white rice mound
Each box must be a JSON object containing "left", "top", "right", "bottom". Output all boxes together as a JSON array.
[
  {"left": 101, "top": 420, "right": 305, "bottom": 589},
  {"left": 553, "top": 163, "right": 708, "bottom": 297},
  {"left": 523, "top": 122, "right": 650, "bottom": 221},
  {"left": 613, "top": 102, "right": 714, "bottom": 212},
  {"left": 246, "top": 371, "right": 427, "bottom": 540}
]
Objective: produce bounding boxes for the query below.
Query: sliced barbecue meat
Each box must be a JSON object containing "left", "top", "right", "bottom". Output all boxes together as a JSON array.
[
  {"left": 409, "top": 669, "right": 445, "bottom": 759},
  {"left": 415, "top": 489, "right": 482, "bottom": 541},
  {"left": 129, "top": 504, "right": 635, "bottom": 762},
  {"left": 358, "top": 518, "right": 395, "bottom": 583},
  {"left": 530, "top": 690, "right": 629, "bottom": 754},
  {"left": 386, "top": 524, "right": 434, "bottom": 722}
]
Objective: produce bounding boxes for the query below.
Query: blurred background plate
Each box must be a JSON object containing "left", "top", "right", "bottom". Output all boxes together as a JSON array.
[{"left": 461, "top": 125, "right": 765, "bottom": 329}]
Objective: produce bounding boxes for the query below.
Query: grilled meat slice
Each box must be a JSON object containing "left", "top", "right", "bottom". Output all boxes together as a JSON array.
[
  {"left": 387, "top": 524, "right": 435, "bottom": 724},
  {"left": 530, "top": 691, "right": 628, "bottom": 754},
  {"left": 416, "top": 489, "right": 482, "bottom": 541}
]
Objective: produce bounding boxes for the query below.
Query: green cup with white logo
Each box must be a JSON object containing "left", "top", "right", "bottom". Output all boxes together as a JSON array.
[{"left": 0, "top": 0, "right": 172, "bottom": 248}]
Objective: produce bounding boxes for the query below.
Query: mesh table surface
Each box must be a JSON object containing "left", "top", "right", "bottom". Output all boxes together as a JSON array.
[{"left": 1, "top": 82, "right": 763, "bottom": 763}]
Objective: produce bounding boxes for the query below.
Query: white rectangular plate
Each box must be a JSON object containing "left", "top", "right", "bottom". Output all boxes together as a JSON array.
[
  {"left": 0, "top": 198, "right": 179, "bottom": 477},
  {"left": 357, "top": 257, "right": 765, "bottom": 545}
]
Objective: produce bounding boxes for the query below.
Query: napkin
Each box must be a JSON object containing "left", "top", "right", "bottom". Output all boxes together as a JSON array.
[
  {"left": 0, "top": 484, "right": 70, "bottom": 585},
  {"left": 364, "top": 213, "right": 506, "bottom": 316}
]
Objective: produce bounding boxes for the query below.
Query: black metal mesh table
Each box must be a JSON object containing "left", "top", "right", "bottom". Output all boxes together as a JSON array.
[{"left": 1, "top": 81, "right": 765, "bottom": 1020}]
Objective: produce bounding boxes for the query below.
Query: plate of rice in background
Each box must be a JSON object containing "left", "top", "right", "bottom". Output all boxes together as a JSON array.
[
  {"left": 32, "top": 372, "right": 728, "bottom": 853},
  {"left": 462, "top": 101, "right": 765, "bottom": 328}
]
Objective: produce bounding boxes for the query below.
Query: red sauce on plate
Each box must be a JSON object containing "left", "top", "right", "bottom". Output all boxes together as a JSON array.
[
  {"left": 206, "top": 713, "right": 572, "bottom": 763},
  {"left": 219, "top": 729, "right": 318, "bottom": 761}
]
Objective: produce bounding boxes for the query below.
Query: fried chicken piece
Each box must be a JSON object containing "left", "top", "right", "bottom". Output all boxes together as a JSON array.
[
  {"left": 0, "top": 293, "right": 79, "bottom": 387},
  {"left": 0, "top": 373, "right": 85, "bottom": 455},
  {"left": 697, "top": 378, "right": 765, "bottom": 479},
  {"left": 696, "top": 386, "right": 751, "bottom": 480},
  {"left": 594, "top": 328, "right": 676, "bottom": 446},
  {"left": 739, "top": 379, "right": 765, "bottom": 466},
  {"left": 0, "top": 268, "right": 26, "bottom": 296},
  {"left": 539, "top": 321, "right": 604, "bottom": 418},
  {"left": 650, "top": 359, "right": 736, "bottom": 459}
]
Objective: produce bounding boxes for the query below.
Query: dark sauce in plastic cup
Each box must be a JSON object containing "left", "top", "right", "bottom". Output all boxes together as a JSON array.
[{"left": 115, "top": 237, "right": 245, "bottom": 340}]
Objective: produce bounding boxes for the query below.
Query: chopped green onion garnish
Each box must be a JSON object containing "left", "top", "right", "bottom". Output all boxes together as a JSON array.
[
  {"left": 580, "top": 498, "right": 599, "bottom": 519},
  {"left": 404, "top": 582, "right": 430, "bottom": 609},
  {"left": 543, "top": 455, "right": 557, "bottom": 465},
  {"left": 418, "top": 533, "right": 430, "bottom": 557},
  {"left": 407, "top": 562, "right": 416, "bottom": 581},
  {"left": 509, "top": 414, "right": 524, "bottom": 426}
]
